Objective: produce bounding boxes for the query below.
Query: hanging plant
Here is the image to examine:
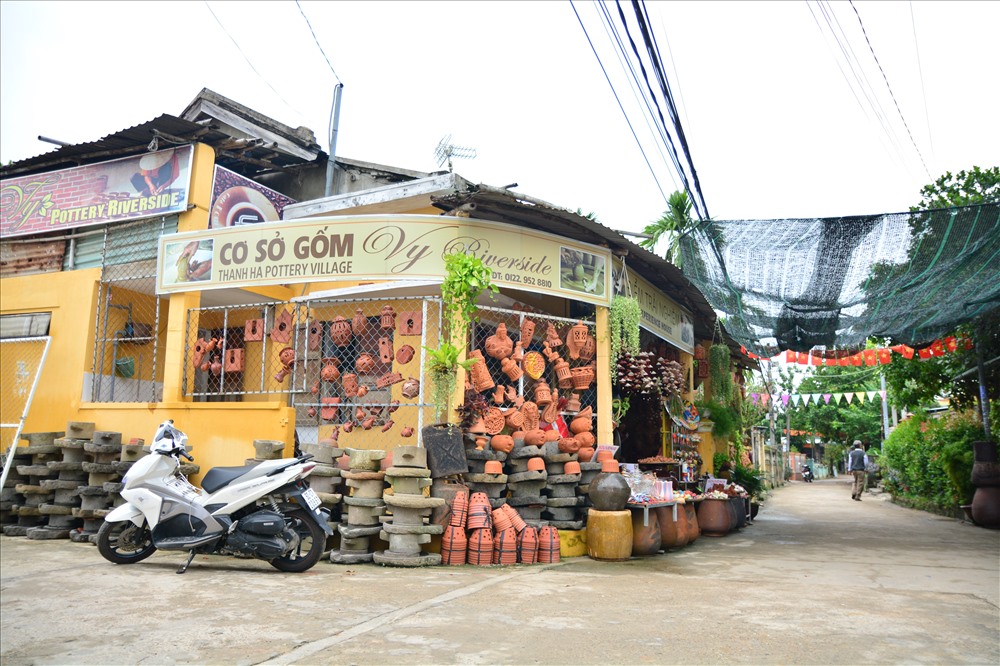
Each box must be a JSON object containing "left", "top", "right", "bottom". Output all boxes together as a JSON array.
[
  {"left": 610, "top": 295, "right": 641, "bottom": 371},
  {"left": 709, "top": 343, "right": 733, "bottom": 406}
]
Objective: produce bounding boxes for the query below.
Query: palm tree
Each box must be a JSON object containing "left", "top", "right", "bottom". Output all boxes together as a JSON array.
[{"left": 639, "top": 190, "right": 694, "bottom": 266}]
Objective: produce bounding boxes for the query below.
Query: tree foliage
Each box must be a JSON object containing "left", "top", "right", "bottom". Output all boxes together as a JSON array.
[
  {"left": 910, "top": 166, "right": 1000, "bottom": 211},
  {"left": 639, "top": 190, "right": 694, "bottom": 265}
]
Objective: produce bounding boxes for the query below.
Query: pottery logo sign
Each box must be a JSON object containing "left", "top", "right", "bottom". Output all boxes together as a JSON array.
[
  {"left": 209, "top": 165, "right": 296, "bottom": 228},
  {"left": 0, "top": 147, "right": 193, "bottom": 238},
  {"left": 156, "top": 214, "right": 613, "bottom": 306}
]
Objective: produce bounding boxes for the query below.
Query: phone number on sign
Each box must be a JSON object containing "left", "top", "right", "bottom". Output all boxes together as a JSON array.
[{"left": 496, "top": 272, "right": 552, "bottom": 288}]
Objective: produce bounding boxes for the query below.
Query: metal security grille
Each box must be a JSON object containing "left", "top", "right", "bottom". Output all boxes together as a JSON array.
[
  {"left": 90, "top": 218, "right": 170, "bottom": 402},
  {"left": 0, "top": 336, "right": 51, "bottom": 489}
]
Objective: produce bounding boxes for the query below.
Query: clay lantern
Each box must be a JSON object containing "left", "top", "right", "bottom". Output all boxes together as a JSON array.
[
  {"left": 330, "top": 316, "right": 352, "bottom": 346},
  {"left": 380, "top": 305, "right": 396, "bottom": 330},
  {"left": 501, "top": 357, "right": 523, "bottom": 382},
  {"left": 520, "top": 318, "right": 536, "bottom": 344},
  {"left": 534, "top": 379, "right": 552, "bottom": 406},
  {"left": 321, "top": 357, "right": 341, "bottom": 382},
  {"left": 355, "top": 352, "right": 376, "bottom": 374},
  {"left": 352, "top": 308, "right": 368, "bottom": 336},
  {"left": 566, "top": 321, "right": 591, "bottom": 360}
]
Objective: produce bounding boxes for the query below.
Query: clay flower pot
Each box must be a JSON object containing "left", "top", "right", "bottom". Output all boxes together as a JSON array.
[
  {"left": 537, "top": 525, "right": 560, "bottom": 563},
  {"left": 517, "top": 526, "right": 539, "bottom": 564},
  {"left": 467, "top": 528, "right": 494, "bottom": 566},
  {"left": 442, "top": 525, "right": 468, "bottom": 566},
  {"left": 527, "top": 457, "right": 545, "bottom": 472},
  {"left": 596, "top": 449, "right": 614, "bottom": 464},
  {"left": 570, "top": 414, "right": 593, "bottom": 435},
  {"left": 484, "top": 460, "right": 504, "bottom": 475},
  {"left": 493, "top": 527, "right": 518, "bottom": 565},
  {"left": 575, "top": 431, "right": 596, "bottom": 449},
  {"left": 501, "top": 503, "right": 527, "bottom": 532},
  {"left": 564, "top": 460, "right": 582, "bottom": 475},
  {"left": 467, "top": 492, "right": 492, "bottom": 530},
  {"left": 490, "top": 434, "right": 514, "bottom": 454},
  {"left": 492, "top": 507, "right": 513, "bottom": 532}
]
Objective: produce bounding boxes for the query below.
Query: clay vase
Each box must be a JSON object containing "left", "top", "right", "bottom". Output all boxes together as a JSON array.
[
  {"left": 380, "top": 305, "right": 396, "bottom": 330},
  {"left": 330, "top": 316, "right": 352, "bottom": 346},
  {"left": 655, "top": 505, "right": 687, "bottom": 550},
  {"left": 589, "top": 462, "right": 631, "bottom": 511},
  {"left": 490, "top": 434, "right": 514, "bottom": 454},
  {"left": 697, "top": 498, "right": 733, "bottom": 537},
  {"left": 321, "top": 357, "right": 341, "bottom": 382},
  {"left": 537, "top": 525, "right": 561, "bottom": 563},
  {"left": 684, "top": 503, "right": 701, "bottom": 543},
  {"left": 518, "top": 526, "right": 539, "bottom": 564},
  {"left": 351, "top": 308, "right": 368, "bottom": 336},
  {"left": 631, "top": 507, "right": 662, "bottom": 557}
]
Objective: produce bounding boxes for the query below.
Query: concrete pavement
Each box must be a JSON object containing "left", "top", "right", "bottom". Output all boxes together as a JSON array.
[{"left": 1, "top": 477, "right": 997, "bottom": 665}]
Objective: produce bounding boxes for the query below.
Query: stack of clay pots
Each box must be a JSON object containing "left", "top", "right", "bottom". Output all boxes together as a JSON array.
[
  {"left": 374, "top": 446, "right": 443, "bottom": 567},
  {"left": 331, "top": 448, "right": 386, "bottom": 564},
  {"left": 441, "top": 489, "right": 551, "bottom": 566},
  {"left": 464, "top": 437, "right": 508, "bottom": 508}
]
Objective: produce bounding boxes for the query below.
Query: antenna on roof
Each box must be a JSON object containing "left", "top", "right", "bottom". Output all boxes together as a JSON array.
[{"left": 434, "top": 134, "right": 477, "bottom": 172}]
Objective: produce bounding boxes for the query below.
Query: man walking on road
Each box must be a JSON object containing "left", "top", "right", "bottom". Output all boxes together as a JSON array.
[{"left": 849, "top": 441, "right": 866, "bottom": 501}]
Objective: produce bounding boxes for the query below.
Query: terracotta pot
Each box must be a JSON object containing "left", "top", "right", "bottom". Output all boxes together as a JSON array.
[
  {"left": 527, "top": 457, "right": 546, "bottom": 472},
  {"left": 330, "top": 316, "right": 352, "bottom": 346},
  {"left": 493, "top": 527, "right": 518, "bottom": 565},
  {"left": 450, "top": 490, "right": 470, "bottom": 528},
  {"left": 341, "top": 373, "right": 358, "bottom": 398},
  {"left": 589, "top": 467, "right": 630, "bottom": 510},
  {"left": 355, "top": 353, "right": 376, "bottom": 374},
  {"left": 537, "top": 525, "right": 561, "bottom": 563},
  {"left": 517, "top": 526, "right": 539, "bottom": 564},
  {"left": 351, "top": 308, "right": 368, "bottom": 336},
  {"left": 684, "top": 502, "right": 701, "bottom": 543},
  {"left": 570, "top": 365, "right": 595, "bottom": 390},
  {"left": 558, "top": 437, "right": 581, "bottom": 454},
  {"left": 971, "top": 486, "right": 1000, "bottom": 529},
  {"left": 631, "top": 507, "right": 662, "bottom": 556},
  {"left": 596, "top": 449, "right": 615, "bottom": 463},
  {"left": 441, "top": 525, "right": 467, "bottom": 565},
  {"left": 570, "top": 414, "right": 593, "bottom": 434},
  {"left": 321, "top": 357, "right": 340, "bottom": 382},
  {"left": 655, "top": 505, "right": 688, "bottom": 549},
  {"left": 696, "top": 498, "right": 733, "bottom": 537},
  {"left": 467, "top": 528, "right": 493, "bottom": 566},
  {"left": 467, "top": 492, "right": 492, "bottom": 530},
  {"left": 577, "top": 447, "right": 595, "bottom": 463},
  {"left": 524, "top": 429, "right": 546, "bottom": 447},
  {"left": 484, "top": 460, "right": 504, "bottom": 475},
  {"left": 534, "top": 379, "right": 552, "bottom": 406},
  {"left": 380, "top": 305, "right": 396, "bottom": 330},
  {"left": 575, "top": 432, "right": 595, "bottom": 449},
  {"left": 491, "top": 434, "right": 514, "bottom": 454},
  {"left": 501, "top": 503, "right": 528, "bottom": 533},
  {"left": 675, "top": 503, "right": 692, "bottom": 544},
  {"left": 564, "top": 460, "right": 582, "bottom": 474},
  {"left": 491, "top": 507, "right": 512, "bottom": 532}
]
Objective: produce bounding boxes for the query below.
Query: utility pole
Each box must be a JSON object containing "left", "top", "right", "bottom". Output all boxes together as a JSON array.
[{"left": 880, "top": 373, "right": 890, "bottom": 444}]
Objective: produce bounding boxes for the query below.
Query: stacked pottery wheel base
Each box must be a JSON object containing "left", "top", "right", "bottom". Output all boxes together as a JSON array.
[
  {"left": 373, "top": 446, "right": 443, "bottom": 567},
  {"left": 331, "top": 449, "right": 386, "bottom": 564}
]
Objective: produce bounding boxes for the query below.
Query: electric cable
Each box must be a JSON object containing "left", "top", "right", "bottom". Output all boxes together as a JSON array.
[
  {"left": 849, "top": 1, "right": 932, "bottom": 180},
  {"left": 295, "top": 0, "right": 342, "bottom": 84},
  {"left": 570, "top": 0, "right": 671, "bottom": 205},
  {"left": 909, "top": 1, "right": 935, "bottom": 165},
  {"left": 203, "top": 1, "right": 302, "bottom": 120}
]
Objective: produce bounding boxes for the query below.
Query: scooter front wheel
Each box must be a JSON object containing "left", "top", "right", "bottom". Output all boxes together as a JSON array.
[
  {"left": 270, "top": 509, "right": 324, "bottom": 573},
  {"left": 97, "top": 519, "right": 157, "bottom": 564}
]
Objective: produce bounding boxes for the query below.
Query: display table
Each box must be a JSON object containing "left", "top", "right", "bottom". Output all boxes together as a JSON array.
[{"left": 626, "top": 501, "right": 677, "bottom": 526}]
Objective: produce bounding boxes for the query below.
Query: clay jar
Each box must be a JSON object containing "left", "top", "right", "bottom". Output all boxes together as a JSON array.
[
  {"left": 490, "top": 434, "right": 514, "bottom": 454},
  {"left": 523, "top": 429, "right": 547, "bottom": 447},
  {"left": 485, "top": 323, "right": 514, "bottom": 359},
  {"left": 589, "top": 461, "right": 631, "bottom": 511},
  {"left": 321, "top": 358, "right": 341, "bottom": 382},
  {"left": 330, "top": 316, "right": 352, "bottom": 346}
]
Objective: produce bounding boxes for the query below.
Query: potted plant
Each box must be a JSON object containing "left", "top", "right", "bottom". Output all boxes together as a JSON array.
[{"left": 422, "top": 252, "right": 497, "bottom": 478}]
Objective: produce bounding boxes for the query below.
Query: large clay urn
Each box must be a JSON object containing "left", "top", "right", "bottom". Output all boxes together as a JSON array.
[
  {"left": 674, "top": 502, "right": 693, "bottom": 545},
  {"left": 655, "top": 505, "right": 687, "bottom": 550},
  {"left": 683, "top": 502, "right": 701, "bottom": 543},
  {"left": 970, "top": 440, "right": 1000, "bottom": 529},
  {"left": 589, "top": 460, "right": 631, "bottom": 511},
  {"left": 696, "top": 498, "right": 733, "bottom": 537},
  {"left": 630, "top": 507, "right": 662, "bottom": 557}
]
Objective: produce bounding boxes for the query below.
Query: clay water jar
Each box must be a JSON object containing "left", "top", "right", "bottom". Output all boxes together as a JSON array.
[
  {"left": 696, "top": 498, "right": 733, "bottom": 537},
  {"left": 589, "top": 461, "right": 630, "bottom": 511},
  {"left": 684, "top": 503, "right": 701, "bottom": 543},
  {"left": 631, "top": 506, "right": 662, "bottom": 557},
  {"left": 655, "top": 505, "right": 687, "bottom": 550}
]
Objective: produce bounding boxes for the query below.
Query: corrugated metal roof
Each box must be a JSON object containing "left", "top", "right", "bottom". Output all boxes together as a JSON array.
[{"left": 0, "top": 238, "right": 65, "bottom": 277}]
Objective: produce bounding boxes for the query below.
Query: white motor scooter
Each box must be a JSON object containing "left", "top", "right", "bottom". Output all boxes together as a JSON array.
[{"left": 98, "top": 420, "right": 332, "bottom": 574}]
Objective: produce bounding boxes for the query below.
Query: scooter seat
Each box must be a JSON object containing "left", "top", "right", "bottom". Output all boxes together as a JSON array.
[{"left": 201, "top": 465, "right": 257, "bottom": 493}]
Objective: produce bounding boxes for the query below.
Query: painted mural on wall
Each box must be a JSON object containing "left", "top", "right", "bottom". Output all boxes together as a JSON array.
[
  {"left": 156, "top": 214, "right": 614, "bottom": 306},
  {"left": 209, "top": 165, "right": 296, "bottom": 228},
  {"left": 0, "top": 147, "right": 193, "bottom": 237}
]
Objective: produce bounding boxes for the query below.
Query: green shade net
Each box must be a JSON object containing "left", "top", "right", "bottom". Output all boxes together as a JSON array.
[{"left": 678, "top": 203, "right": 1000, "bottom": 355}]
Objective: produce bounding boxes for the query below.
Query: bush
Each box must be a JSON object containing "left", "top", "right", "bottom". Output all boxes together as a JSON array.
[{"left": 882, "top": 410, "right": 983, "bottom": 512}]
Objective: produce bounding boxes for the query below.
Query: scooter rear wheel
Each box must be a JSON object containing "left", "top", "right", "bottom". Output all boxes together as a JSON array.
[
  {"left": 97, "top": 520, "right": 157, "bottom": 564},
  {"left": 270, "top": 509, "right": 324, "bottom": 573}
]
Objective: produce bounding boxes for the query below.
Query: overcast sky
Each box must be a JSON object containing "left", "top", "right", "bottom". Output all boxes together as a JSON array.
[{"left": 2, "top": 1, "right": 997, "bottom": 235}]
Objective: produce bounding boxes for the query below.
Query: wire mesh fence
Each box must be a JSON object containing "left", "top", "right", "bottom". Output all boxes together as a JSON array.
[
  {"left": 0, "top": 336, "right": 51, "bottom": 489},
  {"left": 90, "top": 218, "right": 167, "bottom": 402}
]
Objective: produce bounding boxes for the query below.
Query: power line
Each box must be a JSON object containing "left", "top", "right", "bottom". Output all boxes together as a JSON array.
[
  {"left": 908, "top": 1, "right": 935, "bottom": 167},
  {"left": 569, "top": 0, "right": 672, "bottom": 205},
  {"left": 295, "top": 0, "right": 342, "bottom": 84},
  {"left": 849, "top": 0, "right": 932, "bottom": 180},
  {"left": 203, "top": 1, "right": 301, "bottom": 119}
]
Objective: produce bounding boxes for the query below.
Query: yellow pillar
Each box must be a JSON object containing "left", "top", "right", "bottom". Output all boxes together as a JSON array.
[{"left": 595, "top": 305, "right": 613, "bottom": 446}]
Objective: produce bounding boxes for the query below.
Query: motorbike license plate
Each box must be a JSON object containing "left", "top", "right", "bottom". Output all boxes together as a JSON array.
[{"left": 301, "top": 488, "right": 321, "bottom": 510}]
